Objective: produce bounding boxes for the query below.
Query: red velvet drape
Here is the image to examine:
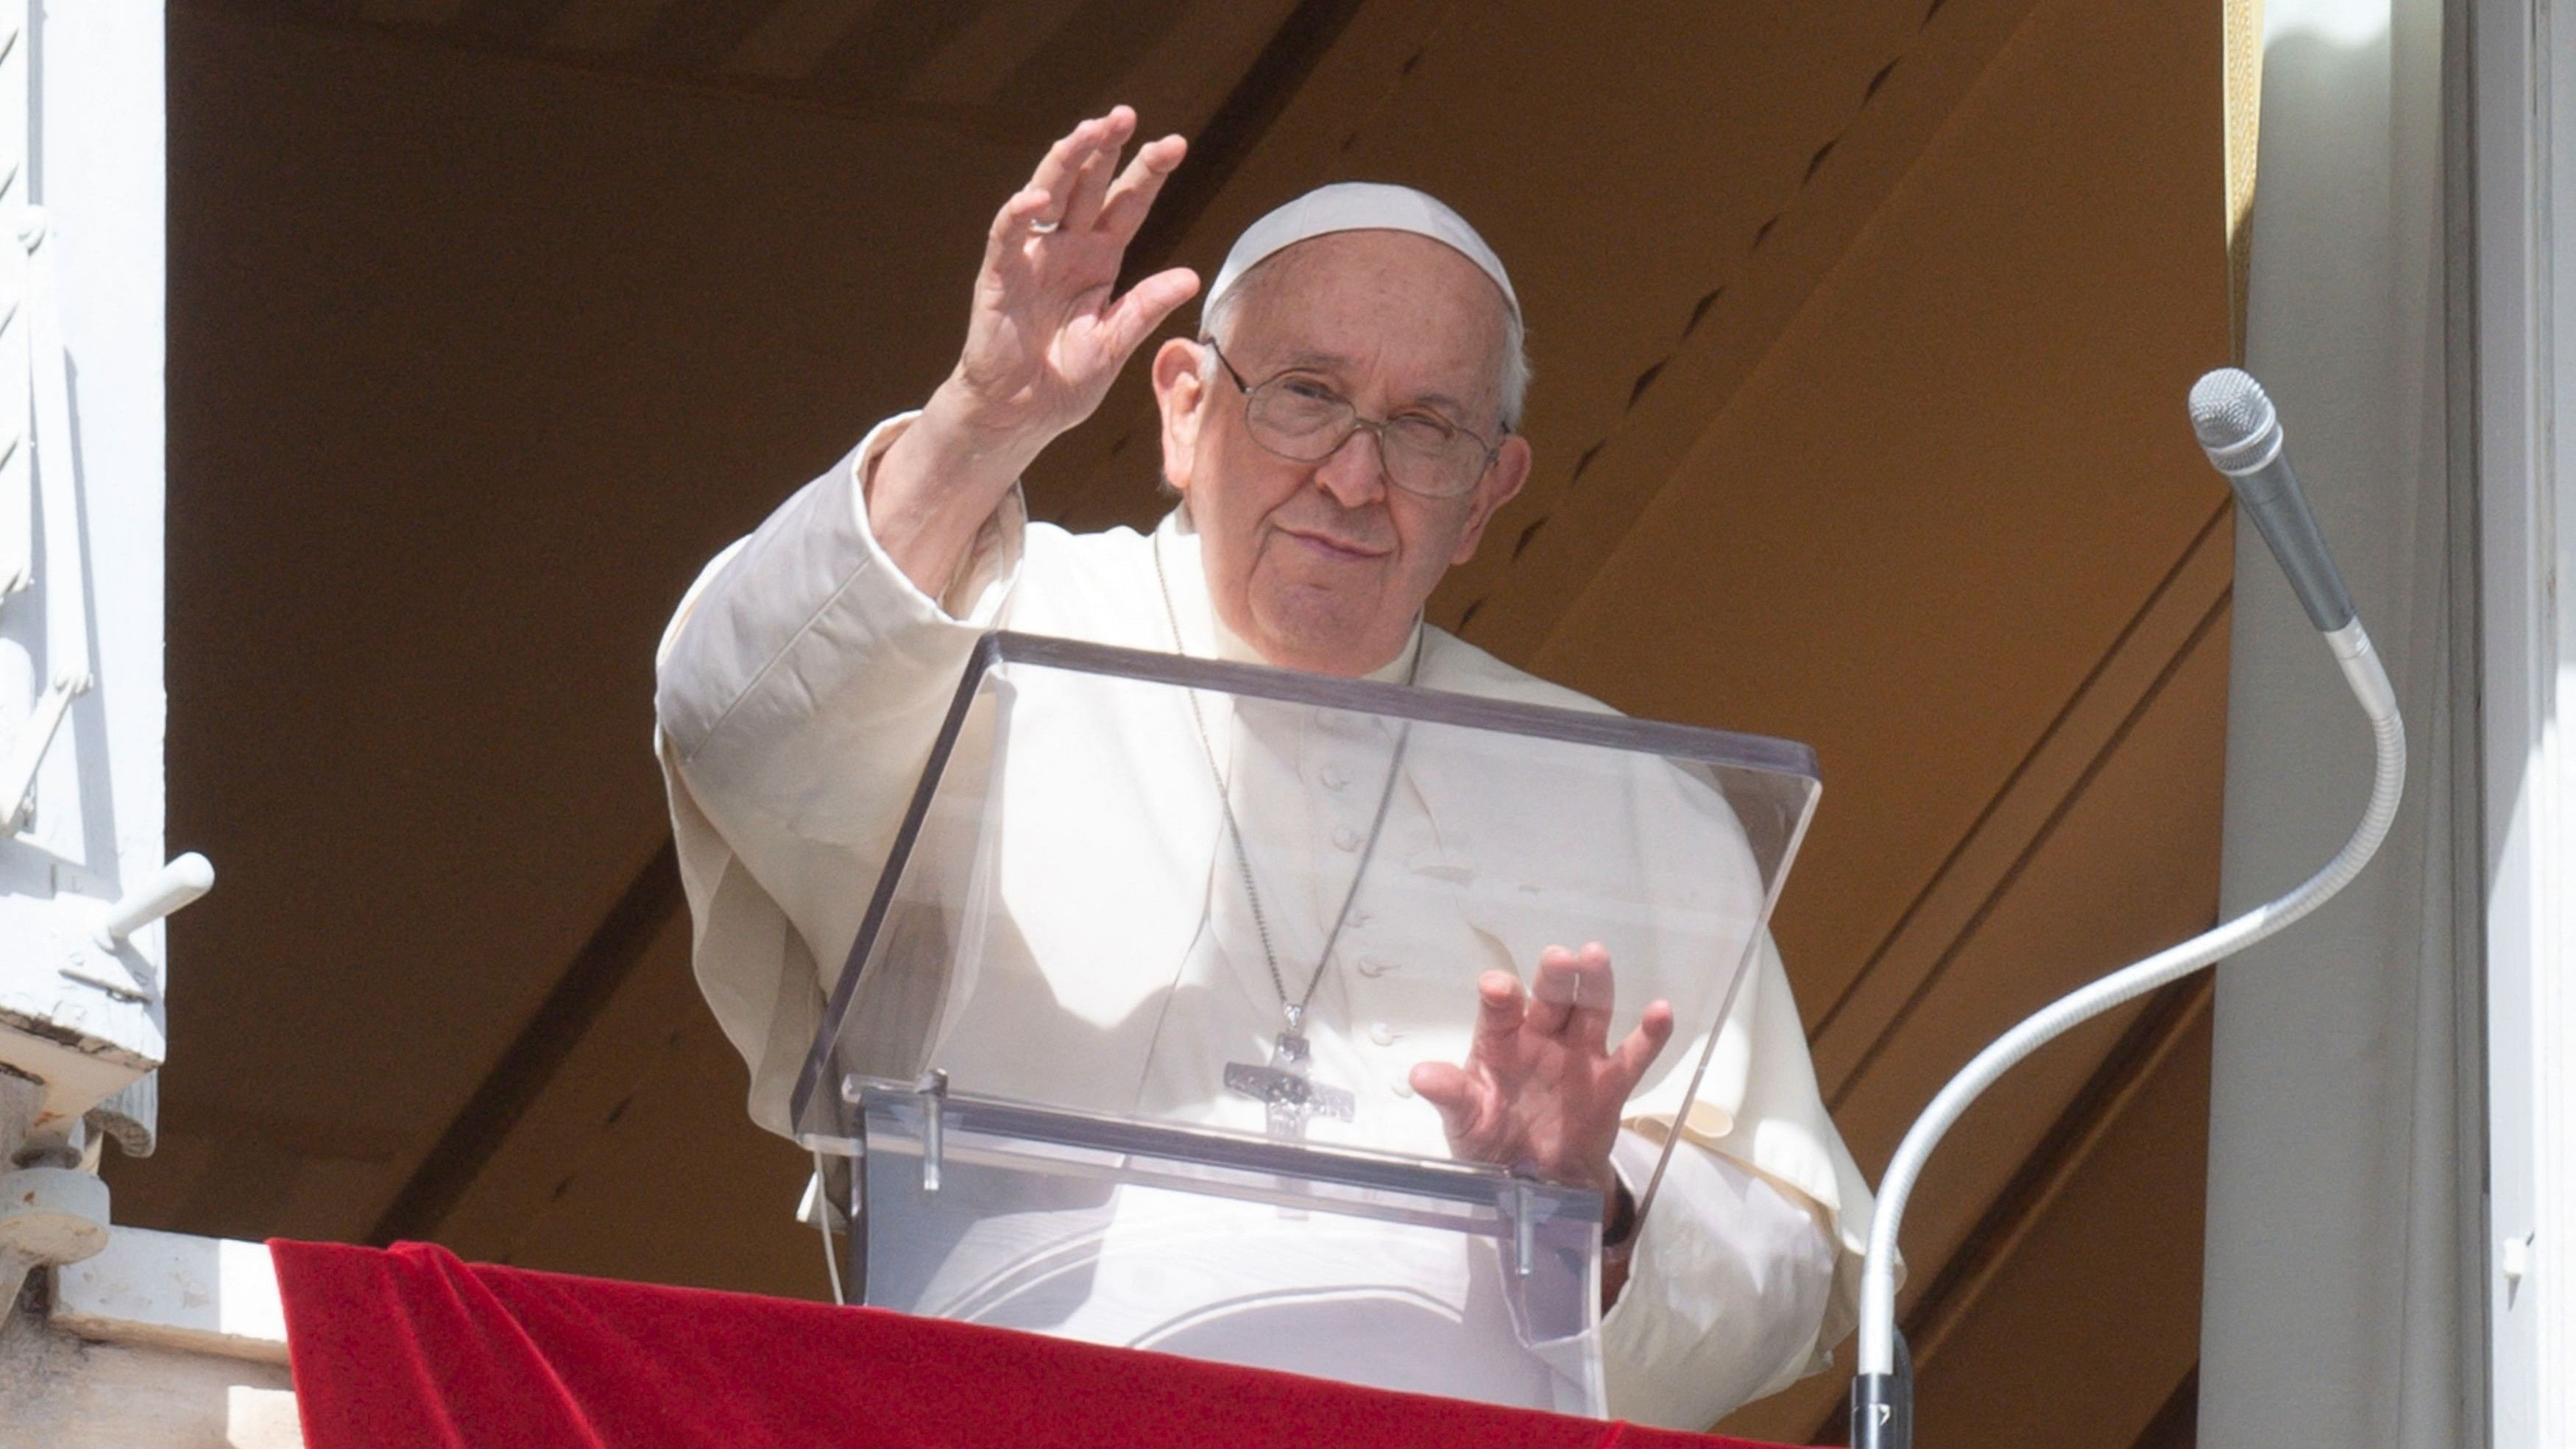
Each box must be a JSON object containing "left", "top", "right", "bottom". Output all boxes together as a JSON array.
[{"left": 269, "top": 1240, "right": 1807, "bottom": 1449}]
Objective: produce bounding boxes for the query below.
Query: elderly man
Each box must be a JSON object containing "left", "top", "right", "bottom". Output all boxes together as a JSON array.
[{"left": 654, "top": 108, "right": 1872, "bottom": 1427}]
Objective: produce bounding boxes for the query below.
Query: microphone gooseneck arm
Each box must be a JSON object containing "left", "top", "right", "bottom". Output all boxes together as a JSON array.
[{"left": 1847, "top": 369, "right": 2407, "bottom": 1449}]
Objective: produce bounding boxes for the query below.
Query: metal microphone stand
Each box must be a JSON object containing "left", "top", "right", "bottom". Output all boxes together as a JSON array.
[{"left": 1848, "top": 369, "right": 2407, "bottom": 1448}]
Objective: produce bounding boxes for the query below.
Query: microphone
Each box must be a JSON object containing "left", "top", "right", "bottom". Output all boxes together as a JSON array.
[
  {"left": 2187, "top": 367, "right": 2397, "bottom": 723},
  {"left": 2188, "top": 367, "right": 2356, "bottom": 632},
  {"left": 1847, "top": 369, "right": 2405, "bottom": 1449}
]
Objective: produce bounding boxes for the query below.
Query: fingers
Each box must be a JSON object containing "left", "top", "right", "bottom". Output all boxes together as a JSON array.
[
  {"left": 1528, "top": 943, "right": 1614, "bottom": 1044},
  {"left": 983, "top": 186, "right": 1055, "bottom": 266},
  {"left": 1566, "top": 943, "right": 1616, "bottom": 1051},
  {"left": 1061, "top": 148, "right": 1116, "bottom": 233},
  {"left": 989, "top": 112, "right": 1182, "bottom": 289},
  {"left": 1408, "top": 1061, "right": 1480, "bottom": 1138},
  {"left": 1607, "top": 999, "right": 1677, "bottom": 1096},
  {"left": 1095, "top": 266, "right": 1200, "bottom": 364},
  {"left": 1525, "top": 947, "right": 1576, "bottom": 1036},
  {"left": 1025, "top": 108, "right": 1135, "bottom": 230},
  {"left": 1096, "top": 133, "right": 1188, "bottom": 242},
  {"left": 1470, "top": 969, "right": 1527, "bottom": 1053},
  {"left": 1022, "top": 108, "right": 1183, "bottom": 240}
]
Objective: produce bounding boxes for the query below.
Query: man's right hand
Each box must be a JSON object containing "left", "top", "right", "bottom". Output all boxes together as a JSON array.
[{"left": 871, "top": 107, "right": 1199, "bottom": 598}]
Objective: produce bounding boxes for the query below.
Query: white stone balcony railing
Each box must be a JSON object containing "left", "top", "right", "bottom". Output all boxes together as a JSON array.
[{"left": 3, "top": 1226, "right": 299, "bottom": 1448}]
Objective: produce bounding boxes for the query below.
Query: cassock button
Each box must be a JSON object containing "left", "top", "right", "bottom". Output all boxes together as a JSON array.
[
  {"left": 1332, "top": 826, "right": 1362, "bottom": 851},
  {"left": 1391, "top": 1077, "right": 1415, "bottom": 1099},
  {"left": 1320, "top": 764, "right": 1351, "bottom": 791},
  {"left": 1356, "top": 954, "right": 1393, "bottom": 978},
  {"left": 1368, "top": 1021, "right": 1396, "bottom": 1046}
]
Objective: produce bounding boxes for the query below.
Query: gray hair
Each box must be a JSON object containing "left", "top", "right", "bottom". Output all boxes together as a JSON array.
[{"left": 1198, "top": 255, "right": 1531, "bottom": 433}]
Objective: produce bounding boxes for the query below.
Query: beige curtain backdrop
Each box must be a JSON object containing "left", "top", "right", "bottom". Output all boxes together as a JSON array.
[
  {"left": 2227, "top": 0, "right": 2264, "bottom": 361},
  {"left": 2201, "top": 0, "right": 2480, "bottom": 1445}
]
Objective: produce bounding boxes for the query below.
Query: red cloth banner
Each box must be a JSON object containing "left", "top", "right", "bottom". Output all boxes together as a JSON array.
[{"left": 269, "top": 1239, "right": 1806, "bottom": 1449}]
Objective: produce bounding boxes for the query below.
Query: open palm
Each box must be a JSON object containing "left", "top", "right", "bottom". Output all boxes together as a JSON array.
[
  {"left": 1409, "top": 943, "right": 1677, "bottom": 1196},
  {"left": 949, "top": 107, "right": 1200, "bottom": 444}
]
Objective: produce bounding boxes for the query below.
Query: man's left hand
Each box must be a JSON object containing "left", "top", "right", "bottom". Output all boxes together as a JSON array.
[{"left": 1408, "top": 943, "right": 1676, "bottom": 1197}]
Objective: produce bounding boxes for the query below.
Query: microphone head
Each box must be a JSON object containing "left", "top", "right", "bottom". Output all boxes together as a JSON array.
[{"left": 2189, "top": 367, "right": 2282, "bottom": 474}]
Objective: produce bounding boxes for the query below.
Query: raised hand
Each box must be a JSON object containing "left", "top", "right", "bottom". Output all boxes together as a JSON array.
[
  {"left": 1407, "top": 943, "right": 1677, "bottom": 1197},
  {"left": 872, "top": 107, "right": 1199, "bottom": 595},
  {"left": 947, "top": 107, "right": 1198, "bottom": 444}
]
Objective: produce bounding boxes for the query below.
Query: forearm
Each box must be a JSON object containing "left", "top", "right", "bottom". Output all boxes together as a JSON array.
[
  {"left": 654, "top": 415, "right": 1022, "bottom": 840},
  {"left": 868, "top": 380, "right": 1047, "bottom": 597}
]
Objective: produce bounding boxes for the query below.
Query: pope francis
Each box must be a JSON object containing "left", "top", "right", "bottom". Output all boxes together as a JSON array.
[{"left": 653, "top": 107, "right": 1874, "bottom": 1428}]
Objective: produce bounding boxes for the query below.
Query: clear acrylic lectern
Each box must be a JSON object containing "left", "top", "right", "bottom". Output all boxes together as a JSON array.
[{"left": 790, "top": 631, "right": 1820, "bottom": 1415}]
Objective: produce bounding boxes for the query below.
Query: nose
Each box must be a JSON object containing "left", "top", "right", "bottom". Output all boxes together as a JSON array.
[{"left": 1310, "top": 423, "right": 1390, "bottom": 508}]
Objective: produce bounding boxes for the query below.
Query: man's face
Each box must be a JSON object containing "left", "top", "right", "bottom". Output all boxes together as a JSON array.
[{"left": 1150, "top": 230, "right": 1532, "bottom": 677}]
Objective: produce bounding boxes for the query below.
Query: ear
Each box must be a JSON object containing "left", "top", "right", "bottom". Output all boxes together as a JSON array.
[
  {"left": 1151, "top": 337, "right": 1211, "bottom": 497},
  {"left": 1450, "top": 433, "right": 1532, "bottom": 566}
]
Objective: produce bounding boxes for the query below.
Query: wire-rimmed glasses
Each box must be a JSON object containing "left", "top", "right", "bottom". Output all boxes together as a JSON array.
[{"left": 1204, "top": 341, "right": 1501, "bottom": 500}]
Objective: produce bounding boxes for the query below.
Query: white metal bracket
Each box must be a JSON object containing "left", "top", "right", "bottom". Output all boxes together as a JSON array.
[{"left": 53, "top": 853, "right": 214, "bottom": 1005}]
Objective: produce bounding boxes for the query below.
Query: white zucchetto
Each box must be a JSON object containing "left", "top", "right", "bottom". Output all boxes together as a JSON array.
[{"left": 1203, "top": 183, "right": 1520, "bottom": 328}]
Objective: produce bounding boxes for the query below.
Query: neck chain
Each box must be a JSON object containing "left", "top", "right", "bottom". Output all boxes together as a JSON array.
[{"left": 1153, "top": 531, "right": 1417, "bottom": 1040}]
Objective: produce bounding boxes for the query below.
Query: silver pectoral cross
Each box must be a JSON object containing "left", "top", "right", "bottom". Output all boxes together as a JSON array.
[{"left": 1224, "top": 1028, "right": 1356, "bottom": 1140}]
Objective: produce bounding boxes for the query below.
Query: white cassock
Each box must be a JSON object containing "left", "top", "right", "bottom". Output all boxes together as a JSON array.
[{"left": 653, "top": 415, "right": 1878, "bottom": 1428}]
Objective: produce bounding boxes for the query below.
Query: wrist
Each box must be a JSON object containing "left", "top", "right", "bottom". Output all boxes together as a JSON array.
[
  {"left": 868, "top": 391, "right": 1034, "bottom": 599},
  {"left": 917, "top": 377, "right": 1055, "bottom": 478}
]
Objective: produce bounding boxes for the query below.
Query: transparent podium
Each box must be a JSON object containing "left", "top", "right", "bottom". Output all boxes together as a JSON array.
[{"left": 790, "top": 631, "right": 1819, "bottom": 1416}]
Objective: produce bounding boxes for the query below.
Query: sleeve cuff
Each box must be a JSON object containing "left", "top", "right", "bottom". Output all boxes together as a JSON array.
[{"left": 1596, "top": 1128, "right": 1841, "bottom": 1424}]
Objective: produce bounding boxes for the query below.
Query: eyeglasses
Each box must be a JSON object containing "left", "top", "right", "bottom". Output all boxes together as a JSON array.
[{"left": 1204, "top": 341, "right": 1501, "bottom": 500}]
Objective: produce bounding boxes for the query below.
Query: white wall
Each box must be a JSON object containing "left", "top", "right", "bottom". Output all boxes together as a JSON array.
[
  {"left": 2473, "top": 0, "right": 2576, "bottom": 1440},
  {"left": 0, "top": 0, "right": 168, "bottom": 1148},
  {"left": 2201, "top": 0, "right": 2482, "bottom": 1444}
]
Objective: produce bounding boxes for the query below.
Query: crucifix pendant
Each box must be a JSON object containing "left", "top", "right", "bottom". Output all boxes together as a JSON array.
[{"left": 1224, "top": 1027, "right": 1356, "bottom": 1141}]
